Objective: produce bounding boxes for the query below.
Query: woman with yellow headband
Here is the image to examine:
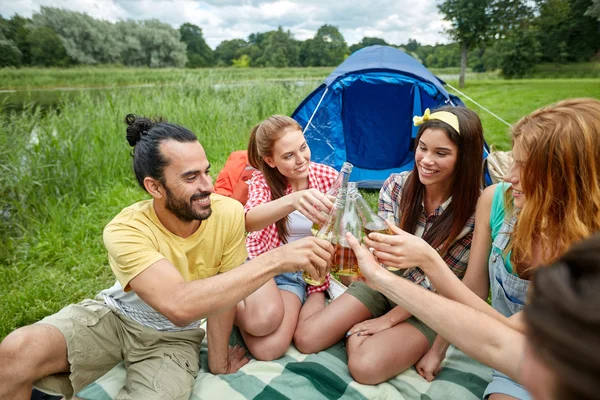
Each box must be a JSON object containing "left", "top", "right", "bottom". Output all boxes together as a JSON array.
[
  {"left": 294, "top": 106, "right": 486, "bottom": 383},
  {"left": 362, "top": 98, "right": 600, "bottom": 399}
]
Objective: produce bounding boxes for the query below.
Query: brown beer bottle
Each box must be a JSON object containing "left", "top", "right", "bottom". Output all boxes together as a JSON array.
[{"left": 331, "top": 182, "right": 362, "bottom": 277}]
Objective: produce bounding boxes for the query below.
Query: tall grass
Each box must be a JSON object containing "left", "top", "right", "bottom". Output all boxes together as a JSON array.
[
  {"left": 0, "top": 81, "right": 315, "bottom": 338},
  {"left": 1, "top": 69, "right": 598, "bottom": 339}
]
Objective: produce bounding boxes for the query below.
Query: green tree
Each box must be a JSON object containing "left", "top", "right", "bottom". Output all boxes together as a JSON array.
[
  {"left": 179, "top": 23, "right": 214, "bottom": 67},
  {"left": 31, "top": 7, "right": 121, "bottom": 64},
  {"left": 0, "top": 16, "right": 21, "bottom": 67},
  {"left": 28, "top": 26, "right": 70, "bottom": 66},
  {"left": 253, "top": 27, "right": 299, "bottom": 67},
  {"left": 488, "top": 0, "right": 539, "bottom": 77},
  {"left": 586, "top": 0, "right": 600, "bottom": 19},
  {"left": 349, "top": 37, "right": 388, "bottom": 53},
  {"left": 214, "top": 39, "right": 248, "bottom": 66},
  {"left": 131, "top": 19, "right": 188, "bottom": 67},
  {"left": 3, "top": 15, "right": 32, "bottom": 65},
  {"left": 497, "top": 28, "right": 540, "bottom": 77},
  {"left": 0, "top": 38, "right": 22, "bottom": 67},
  {"left": 301, "top": 25, "right": 348, "bottom": 66},
  {"left": 535, "top": 0, "right": 574, "bottom": 62},
  {"left": 567, "top": 0, "right": 600, "bottom": 61},
  {"left": 438, "top": 0, "right": 492, "bottom": 87},
  {"left": 534, "top": 0, "right": 600, "bottom": 62},
  {"left": 405, "top": 38, "right": 419, "bottom": 53}
]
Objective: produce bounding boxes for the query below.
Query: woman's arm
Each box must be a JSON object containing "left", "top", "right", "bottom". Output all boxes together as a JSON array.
[
  {"left": 245, "top": 188, "right": 332, "bottom": 232},
  {"left": 347, "top": 233, "right": 525, "bottom": 381},
  {"left": 365, "top": 185, "right": 519, "bottom": 329}
]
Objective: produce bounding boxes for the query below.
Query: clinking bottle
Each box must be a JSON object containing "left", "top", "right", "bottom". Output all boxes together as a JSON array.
[
  {"left": 330, "top": 182, "right": 362, "bottom": 277},
  {"left": 352, "top": 190, "right": 399, "bottom": 271},
  {"left": 310, "top": 162, "right": 353, "bottom": 235},
  {"left": 303, "top": 164, "right": 353, "bottom": 286}
]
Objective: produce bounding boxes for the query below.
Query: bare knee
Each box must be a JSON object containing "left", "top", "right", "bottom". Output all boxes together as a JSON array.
[
  {"left": 241, "top": 299, "right": 284, "bottom": 337},
  {"left": 1, "top": 328, "right": 38, "bottom": 367},
  {"left": 248, "top": 339, "right": 288, "bottom": 361},
  {"left": 293, "top": 323, "right": 323, "bottom": 354},
  {"left": 1, "top": 329, "right": 43, "bottom": 381},
  {"left": 348, "top": 349, "right": 387, "bottom": 385},
  {"left": 0, "top": 325, "right": 68, "bottom": 382}
]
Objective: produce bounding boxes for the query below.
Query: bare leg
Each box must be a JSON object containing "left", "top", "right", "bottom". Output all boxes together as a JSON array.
[
  {"left": 346, "top": 321, "right": 430, "bottom": 385},
  {"left": 0, "top": 324, "right": 70, "bottom": 400},
  {"left": 294, "top": 293, "right": 372, "bottom": 354},
  {"left": 235, "top": 278, "right": 284, "bottom": 337},
  {"left": 241, "top": 291, "right": 302, "bottom": 361}
]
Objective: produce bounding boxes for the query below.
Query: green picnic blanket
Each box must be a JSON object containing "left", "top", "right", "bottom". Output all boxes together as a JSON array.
[{"left": 77, "top": 324, "right": 492, "bottom": 400}]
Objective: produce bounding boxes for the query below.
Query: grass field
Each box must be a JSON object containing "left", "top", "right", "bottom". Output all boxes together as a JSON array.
[{"left": 0, "top": 67, "right": 598, "bottom": 339}]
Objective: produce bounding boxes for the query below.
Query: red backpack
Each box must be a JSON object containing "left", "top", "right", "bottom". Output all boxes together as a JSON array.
[{"left": 214, "top": 150, "right": 257, "bottom": 206}]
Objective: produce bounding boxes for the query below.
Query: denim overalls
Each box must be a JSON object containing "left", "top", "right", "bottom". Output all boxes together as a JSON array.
[{"left": 483, "top": 215, "right": 532, "bottom": 400}]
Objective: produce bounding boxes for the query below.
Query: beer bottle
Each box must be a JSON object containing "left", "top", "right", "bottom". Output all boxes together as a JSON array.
[
  {"left": 352, "top": 191, "right": 399, "bottom": 271},
  {"left": 310, "top": 162, "right": 353, "bottom": 235},
  {"left": 331, "top": 182, "right": 362, "bottom": 277}
]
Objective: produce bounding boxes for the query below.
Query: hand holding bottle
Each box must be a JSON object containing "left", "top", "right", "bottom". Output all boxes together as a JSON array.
[
  {"left": 292, "top": 189, "right": 333, "bottom": 226},
  {"left": 363, "top": 220, "right": 437, "bottom": 271}
]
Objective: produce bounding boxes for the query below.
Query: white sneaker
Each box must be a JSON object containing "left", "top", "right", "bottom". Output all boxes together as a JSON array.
[{"left": 327, "top": 277, "right": 348, "bottom": 301}]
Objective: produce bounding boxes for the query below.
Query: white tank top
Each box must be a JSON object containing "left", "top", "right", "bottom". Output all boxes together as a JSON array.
[{"left": 286, "top": 210, "right": 312, "bottom": 243}]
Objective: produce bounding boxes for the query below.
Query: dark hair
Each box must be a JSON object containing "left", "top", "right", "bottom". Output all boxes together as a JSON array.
[
  {"left": 124, "top": 114, "right": 198, "bottom": 191},
  {"left": 525, "top": 233, "right": 600, "bottom": 400},
  {"left": 400, "top": 106, "right": 484, "bottom": 253},
  {"left": 247, "top": 115, "right": 303, "bottom": 243}
]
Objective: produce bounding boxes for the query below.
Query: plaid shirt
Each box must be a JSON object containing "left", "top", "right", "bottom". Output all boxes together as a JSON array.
[
  {"left": 245, "top": 162, "right": 339, "bottom": 259},
  {"left": 379, "top": 171, "right": 475, "bottom": 292}
]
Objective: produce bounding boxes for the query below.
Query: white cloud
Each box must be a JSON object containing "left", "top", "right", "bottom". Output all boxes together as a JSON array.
[{"left": 0, "top": 0, "right": 451, "bottom": 48}]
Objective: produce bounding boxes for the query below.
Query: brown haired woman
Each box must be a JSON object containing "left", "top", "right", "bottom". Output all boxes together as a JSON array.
[
  {"left": 235, "top": 115, "right": 338, "bottom": 361},
  {"left": 366, "top": 98, "right": 600, "bottom": 399},
  {"left": 346, "top": 229, "right": 600, "bottom": 400},
  {"left": 294, "top": 106, "right": 486, "bottom": 384}
]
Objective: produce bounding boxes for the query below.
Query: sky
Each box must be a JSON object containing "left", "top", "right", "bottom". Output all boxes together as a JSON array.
[{"left": 0, "top": 0, "right": 451, "bottom": 49}]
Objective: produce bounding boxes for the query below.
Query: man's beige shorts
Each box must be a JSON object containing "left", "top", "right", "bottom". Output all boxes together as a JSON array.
[{"left": 34, "top": 299, "right": 205, "bottom": 400}]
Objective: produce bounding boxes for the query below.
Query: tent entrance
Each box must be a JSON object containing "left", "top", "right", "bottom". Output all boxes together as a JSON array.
[{"left": 341, "top": 80, "right": 414, "bottom": 171}]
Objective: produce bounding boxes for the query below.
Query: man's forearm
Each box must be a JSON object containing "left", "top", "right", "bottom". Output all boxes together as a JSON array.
[
  {"left": 207, "top": 307, "right": 236, "bottom": 374},
  {"left": 172, "top": 255, "right": 283, "bottom": 325},
  {"left": 372, "top": 272, "right": 524, "bottom": 380}
]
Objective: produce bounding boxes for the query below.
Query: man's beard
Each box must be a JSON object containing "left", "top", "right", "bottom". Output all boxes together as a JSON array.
[{"left": 164, "top": 186, "right": 212, "bottom": 223}]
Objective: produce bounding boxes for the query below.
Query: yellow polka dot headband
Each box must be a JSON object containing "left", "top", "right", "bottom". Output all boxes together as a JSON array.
[{"left": 413, "top": 108, "right": 460, "bottom": 134}]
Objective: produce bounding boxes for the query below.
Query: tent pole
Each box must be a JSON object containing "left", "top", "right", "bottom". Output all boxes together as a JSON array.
[{"left": 302, "top": 87, "right": 329, "bottom": 134}]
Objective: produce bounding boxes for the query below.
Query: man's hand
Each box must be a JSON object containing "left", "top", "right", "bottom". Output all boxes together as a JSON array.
[
  {"left": 292, "top": 189, "right": 333, "bottom": 225},
  {"left": 363, "top": 220, "right": 437, "bottom": 272},
  {"left": 274, "top": 236, "right": 334, "bottom": 282},
  {"left": 415, "top": 347, "right": 446, "bottom": 382},
  {"left": 219, "top": 345, "right": 249, "bottom": 374}
]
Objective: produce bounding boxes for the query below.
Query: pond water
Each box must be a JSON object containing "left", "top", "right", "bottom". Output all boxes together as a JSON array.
[{"left": 0, "top": 79, "right": 319, "bottom": 113}]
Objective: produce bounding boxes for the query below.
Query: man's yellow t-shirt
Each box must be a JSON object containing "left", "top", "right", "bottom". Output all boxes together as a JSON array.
[{"left": 103, "top": 194, "right": 248, "bottom": 292}]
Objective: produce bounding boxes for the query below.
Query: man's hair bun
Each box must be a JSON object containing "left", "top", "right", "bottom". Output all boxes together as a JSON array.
[{"left": 125, "top": 114, "right": 156, "bottom": 146}]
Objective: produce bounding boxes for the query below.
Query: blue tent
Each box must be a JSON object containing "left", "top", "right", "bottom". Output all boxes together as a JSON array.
[{"left": 292, "top": 45, "right": 489, "bottom": 189}]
